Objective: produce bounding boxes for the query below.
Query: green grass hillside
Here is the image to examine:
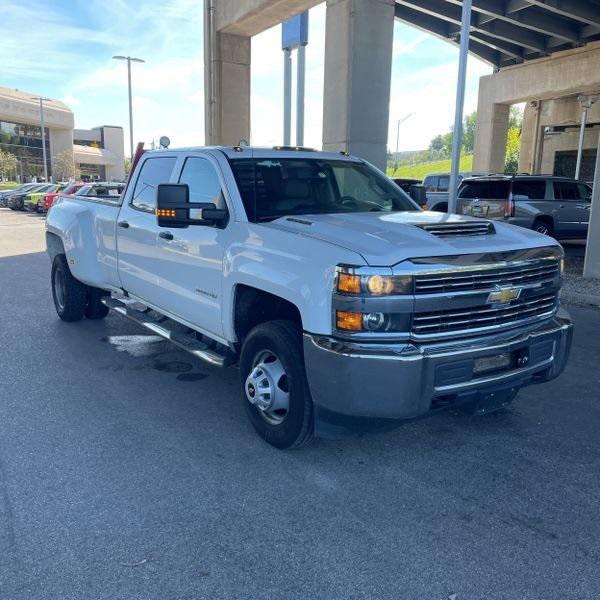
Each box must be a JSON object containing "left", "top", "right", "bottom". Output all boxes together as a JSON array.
[
  {"left": 387, "top": 155, "right": 474, "bottom": 181},
  {"left": 0, "top": 181, "right": 18, "bottom": 191}
]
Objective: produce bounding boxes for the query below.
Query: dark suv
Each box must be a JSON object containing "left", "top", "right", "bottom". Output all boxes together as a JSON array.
[{"left": 457, "top": 175, "right": 592, "bottom": 238}]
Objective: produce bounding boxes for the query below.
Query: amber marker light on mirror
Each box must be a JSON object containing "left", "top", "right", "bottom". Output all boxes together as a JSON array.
[
  {"left": 156, "top": 209, "right": 176, "bottom": 217},
  {"left": 336, "top": 311, "right": 363, "bottom": 331}
]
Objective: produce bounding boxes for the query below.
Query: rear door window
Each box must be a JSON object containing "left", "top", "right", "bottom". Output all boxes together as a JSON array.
[
  {"left": 512, "top": 180, "right": 546, "bottom": 200},
  {"left": 553, "top": 181, "right": 579, "bottom": 200}
]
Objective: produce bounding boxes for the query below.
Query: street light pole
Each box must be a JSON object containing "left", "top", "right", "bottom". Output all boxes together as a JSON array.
[
  {"left": 113, "top": 55, "right": 145, "bottom": 158},
  {"left": 448, "top": 0, "right": 472, "bottom": 214},
  {"left": 30, "top": 96, "right": 51, "bottom": 182}
]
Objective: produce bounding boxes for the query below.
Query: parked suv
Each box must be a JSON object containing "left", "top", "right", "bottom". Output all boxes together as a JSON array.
[
  {"left": 457, "top": 175, "right": 592, "bottom": 238},
  {"left": 423, "top": 172, "right": 490, "bottom": 212}
]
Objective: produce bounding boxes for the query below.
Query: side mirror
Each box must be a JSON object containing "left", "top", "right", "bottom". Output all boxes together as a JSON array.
[
  {"left": 156, "top": 183, "right": 190, "bottom": 229},
  {"left": 156, "top": 184, "right": 228, "bottom": 228}
]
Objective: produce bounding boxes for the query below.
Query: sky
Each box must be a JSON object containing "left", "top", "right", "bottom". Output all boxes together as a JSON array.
[{"left": 0, "top": 0, "right": 492, "bottom": 156}]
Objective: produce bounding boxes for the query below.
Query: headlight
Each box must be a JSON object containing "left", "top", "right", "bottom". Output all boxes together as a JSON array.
[{"left": 336, "top": 266, "right": 413, "bottom": 296}]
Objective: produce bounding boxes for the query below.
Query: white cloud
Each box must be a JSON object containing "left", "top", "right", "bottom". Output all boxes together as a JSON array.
[
  {"left": 388, "top": 58, "right": 492, "bottom": 151},
  {"left": 393, "top": 33, "right": 430, "bottom": 57},
  {"left": 2, "top": 0, "right": 492, "bottom": 157},
  {"left": 62, "top": 95, "right": 80, "bottom": 108}
]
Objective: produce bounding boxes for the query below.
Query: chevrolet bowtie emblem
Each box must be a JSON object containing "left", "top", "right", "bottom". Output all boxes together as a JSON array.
[{"left": 487, "top": 285, "right": 522, "bottom": 304}]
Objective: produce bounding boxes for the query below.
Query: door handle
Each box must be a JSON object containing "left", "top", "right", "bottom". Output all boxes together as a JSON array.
[
  {"left": 159, "top": 231, "right": 174, "bottom": 241},
  {"left": 117, "top": 221, "right": 129, "bottom": 228}
]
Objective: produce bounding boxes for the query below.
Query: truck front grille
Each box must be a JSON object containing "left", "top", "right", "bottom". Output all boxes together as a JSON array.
[
  {"left": 414, "top": 259, "right": 560, "bottom": 295},
  {"left": 412, "top": 293, "right": 558, "bottom": 337}
]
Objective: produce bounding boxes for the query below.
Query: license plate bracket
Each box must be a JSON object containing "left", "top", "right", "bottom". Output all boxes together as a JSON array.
[{"left": 473, "top": 352, "right": 511, "bottom": 375}]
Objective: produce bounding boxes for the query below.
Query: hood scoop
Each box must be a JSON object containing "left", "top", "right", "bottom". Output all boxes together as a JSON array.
[{"left": 417, "top": 221, "right": 495, "bottom": 237}]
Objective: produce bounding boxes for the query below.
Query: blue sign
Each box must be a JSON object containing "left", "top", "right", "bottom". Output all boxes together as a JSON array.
[{"left": 282, "top": 12, "right": 309, "bottom": 50}]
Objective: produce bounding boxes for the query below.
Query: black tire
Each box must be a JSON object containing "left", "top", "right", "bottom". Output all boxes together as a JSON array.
[
  {"left": 432, "top": 203, "right": 448, "bottom": 213},
  {"left": 85, "top": 288, "right": 110, "bottom": 319},
  {"left": 240, "top": 320, "right": 313, "bottom": 449},
  {"left": 51, "top": 254, "right": 87, "bottom": 322},
  {"left": 532, "top": 218, "right": 554, "bottom": 236}
]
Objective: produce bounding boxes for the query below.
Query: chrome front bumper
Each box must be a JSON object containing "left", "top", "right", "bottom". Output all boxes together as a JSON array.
[{"left": 303, "top": 309, "right": 573, "bottom": 430}]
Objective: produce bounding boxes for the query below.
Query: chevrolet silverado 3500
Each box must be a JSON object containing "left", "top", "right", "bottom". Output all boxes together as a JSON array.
[{"left": 46, "top": 147, "right": 573, "bottom": 448}]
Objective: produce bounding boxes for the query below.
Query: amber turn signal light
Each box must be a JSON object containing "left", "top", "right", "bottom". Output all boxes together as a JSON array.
[
  {"left": 156, "top": 208, "right": 176, "bottom": 217},
  {"left": 336, "top": 310, "right": 363, "bottom": 331},
  {"left": 337, "top": 273, "right": 361, "bottom": 294}
]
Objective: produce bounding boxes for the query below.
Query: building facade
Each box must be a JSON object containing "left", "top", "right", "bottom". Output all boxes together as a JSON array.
[{"left": 0, "top": 86, "right": 125, "bottom": 182}]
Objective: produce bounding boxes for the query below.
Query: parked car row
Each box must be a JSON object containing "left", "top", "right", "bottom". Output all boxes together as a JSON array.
[
  {"left": 0, "top": 181, "right": 125, "bottom": 213},
  {"left": 392, "top": 172, "right": 592, "bottom": 240}
]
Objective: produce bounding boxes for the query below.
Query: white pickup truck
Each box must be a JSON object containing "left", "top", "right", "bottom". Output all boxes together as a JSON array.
[{"left": 46, "top": 146, "right": 573, "bottom": 448}]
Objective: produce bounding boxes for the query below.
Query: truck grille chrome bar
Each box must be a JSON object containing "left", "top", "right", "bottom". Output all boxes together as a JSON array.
[
  {"left": 412, "top": 293, "right": 558, "bottom": 337},
  {"left": 414, "top": 260, "right": 560, "bottom": 295}
]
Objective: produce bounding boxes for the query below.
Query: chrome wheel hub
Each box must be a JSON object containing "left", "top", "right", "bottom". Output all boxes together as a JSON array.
[{"left": 245, "top": 350, "right": 290, "bottom": 425}]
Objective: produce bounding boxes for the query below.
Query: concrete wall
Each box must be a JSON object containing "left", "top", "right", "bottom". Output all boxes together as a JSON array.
[
  {"left": 473, "top": 41, "right": 600, "bottom": 173},
  {"left": 519, "top": 97, "right": 600, "bottom": 176},
  {"left": 101, "top": 126, "right": 126, "bottom": 181},
  {"left": 215, "top": 0, "right": 321, "bottom": 36}
]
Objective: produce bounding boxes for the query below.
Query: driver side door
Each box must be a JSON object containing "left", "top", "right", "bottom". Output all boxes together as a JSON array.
[{"left": 153, "top": 155, "right": 228, "bottom": 338}]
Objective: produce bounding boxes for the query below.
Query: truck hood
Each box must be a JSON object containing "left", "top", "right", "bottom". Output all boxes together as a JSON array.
[{"left": 263, "top": 211, "right": 558, "bottom": 266}]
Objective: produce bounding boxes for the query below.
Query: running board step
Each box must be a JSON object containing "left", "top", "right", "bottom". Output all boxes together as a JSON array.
[{"left": 102, "top": 297, "right": 233, "bottom": 368}]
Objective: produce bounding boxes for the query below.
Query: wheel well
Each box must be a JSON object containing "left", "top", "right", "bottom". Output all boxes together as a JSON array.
[
  {"left": 234, "top": 285, "right": 302, "bottom": 343},
  {"left": 46, "top": 232, "right": 65, "bottom": 261},
  {"left": 533, "top": 215, "right": 554, "bottom": 228}
]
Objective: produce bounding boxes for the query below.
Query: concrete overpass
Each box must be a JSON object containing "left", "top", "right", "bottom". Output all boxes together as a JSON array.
[{"left": 204, "top": 0, "right": 600, "bottom": 277}]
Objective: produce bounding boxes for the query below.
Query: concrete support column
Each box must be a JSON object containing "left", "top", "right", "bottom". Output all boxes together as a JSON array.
[
  {"left": 205, "top": 31, "right": 251, "bottom": 146},
  {"left": 472, "top": 101, "right": 510, "bottom": 173},
  {"left": 518, "top": 101, "right": 540, "bottom": 174},
  {"left": 583, "top": 134, "right": 600, "bottom": 279},
  {"left": 322, "top": 0, "right": 395, "bottom": 171}
]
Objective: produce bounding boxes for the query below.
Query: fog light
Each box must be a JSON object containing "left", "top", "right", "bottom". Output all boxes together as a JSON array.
[{"left": 363, "top": 312, "right": 388, "bottom": 332}]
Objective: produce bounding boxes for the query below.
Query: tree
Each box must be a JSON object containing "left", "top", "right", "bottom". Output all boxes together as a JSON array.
[
  {"left": 0, "top": 149, "right": 18, "bottom": 180},
  {"left": 508, "top": 105, "right": 523, "bottom": 129},
  {"left": 504, "top": 105, "right": 523, "bottom": 173},
  {"left": 462, "top": 112, "right": 477, "bottom": 154},
  {"left": 53, "top": 149, "right": 77, "bottom": 181},
  {"left": 504, "top": 126, "right": 521, "bottom": 173}
]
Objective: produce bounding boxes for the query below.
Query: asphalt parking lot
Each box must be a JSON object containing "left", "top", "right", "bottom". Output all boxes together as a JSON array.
[{"left": 1, "top": 208, "right": 599, "bottom": 600}]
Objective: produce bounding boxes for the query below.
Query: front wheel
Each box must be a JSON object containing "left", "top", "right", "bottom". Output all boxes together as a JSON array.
[
  {"left": 240, "top": 320, "right": 313, "bottom": 449},
  {"left": 532, "top": 218, "right": 553, "bottom": 236}
]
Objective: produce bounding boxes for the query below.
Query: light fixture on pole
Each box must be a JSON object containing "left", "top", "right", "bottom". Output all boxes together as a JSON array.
[
  {"left": 112, "top": 55, "right": 145, "bottom": 159},
  {"left": 30, "top": 96, "right": 52, "bottom": 182}
]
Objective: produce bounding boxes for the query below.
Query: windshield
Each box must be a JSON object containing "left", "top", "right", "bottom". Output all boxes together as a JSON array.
[{"left": 229, "top": 158, "right": 418, "bottom": 222}]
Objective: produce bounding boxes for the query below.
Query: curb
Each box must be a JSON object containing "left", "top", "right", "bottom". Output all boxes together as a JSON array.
[{"left": 560, "top": 289, "right": 600, "bottom": 309}]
